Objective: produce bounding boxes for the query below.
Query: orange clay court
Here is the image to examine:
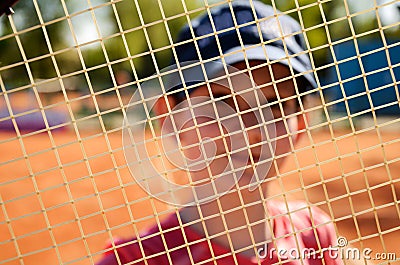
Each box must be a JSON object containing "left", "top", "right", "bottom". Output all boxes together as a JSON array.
[{"left": 0, "top": 127, "right": 399, "bottom": 264}]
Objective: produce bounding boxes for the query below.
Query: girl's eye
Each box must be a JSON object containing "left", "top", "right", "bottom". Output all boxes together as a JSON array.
[
  {"left": 267, "top": 99, "right": 297, "bottom": 119},
  {"left": 212, "top": 93, "right": 235, "bottom": 107},
  {"left": 269, "top": 103, "right": 283, "bottom": 119},
  {"left": 212, "top": 92, "right": 229, "bottom": 100}
]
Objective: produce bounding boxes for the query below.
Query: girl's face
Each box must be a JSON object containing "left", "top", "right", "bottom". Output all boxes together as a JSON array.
[{"left": 163, "top": 61, "right": 302, "bottom": 193}]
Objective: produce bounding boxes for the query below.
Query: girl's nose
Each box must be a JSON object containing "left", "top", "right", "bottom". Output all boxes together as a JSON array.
[
  {"left": 240, "top": 110, "right": 263, "bottom": 162},
  {"left": 246, "top": 126, "right": 262, "bottom": 158}
]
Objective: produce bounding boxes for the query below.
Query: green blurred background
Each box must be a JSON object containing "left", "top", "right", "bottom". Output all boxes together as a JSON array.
[
  {"left": 1, "top": 0, "right": 398, "bottom": 89},
  {"left": 0, "top": 0, "right": 399, "bottom": 130}
]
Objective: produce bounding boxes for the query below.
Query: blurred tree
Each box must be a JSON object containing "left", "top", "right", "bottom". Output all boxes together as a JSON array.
[
  {"left": 1, "top": 0, "right": 398, "bottom": 92},
  {"left": 111, "top": 0, "right": 202, "bottom": 78},
  {"left": 75, "top": 0, "right": 203, "bottom": 91},
  {"left": 0, "top": 0, "right": 77, "bottom": 90}
]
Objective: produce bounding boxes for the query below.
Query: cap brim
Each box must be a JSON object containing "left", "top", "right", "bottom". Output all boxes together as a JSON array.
[{"left": 212, "top": 45, "right": 317, "bottom": 90}]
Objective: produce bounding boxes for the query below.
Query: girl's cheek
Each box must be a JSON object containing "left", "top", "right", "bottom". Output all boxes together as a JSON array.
[{"left": 273, "top": 119, "right": 296, "bottom": 157}]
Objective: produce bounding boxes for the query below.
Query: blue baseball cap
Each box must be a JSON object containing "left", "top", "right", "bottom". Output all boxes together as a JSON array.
[{"left": 169, "top": 0, "right": 316, "bottom": 100}]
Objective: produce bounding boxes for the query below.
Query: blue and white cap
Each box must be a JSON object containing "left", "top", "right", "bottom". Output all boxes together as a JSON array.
[{"left": 171, "top": 0, "right": 316, "bottom": 99}]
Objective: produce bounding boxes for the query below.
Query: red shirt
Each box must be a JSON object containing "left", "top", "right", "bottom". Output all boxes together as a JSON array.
[{"left": 96, "top": 201, "right": 342, "bottom": 265}]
